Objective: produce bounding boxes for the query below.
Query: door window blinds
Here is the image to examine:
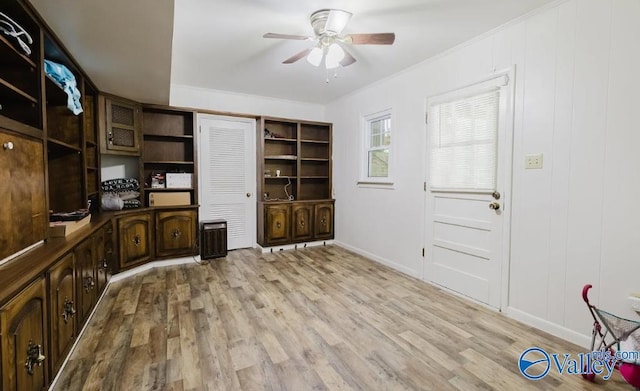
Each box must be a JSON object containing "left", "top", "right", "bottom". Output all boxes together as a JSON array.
[{"left": 429, "top": 89, "right": 499, "bottom": 191}]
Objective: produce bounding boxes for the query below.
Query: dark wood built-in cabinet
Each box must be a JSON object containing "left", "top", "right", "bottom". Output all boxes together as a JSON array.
[
  {"left": 117, "top": 212, "right": 153, "bottom": 270},
  {"left": 99, "top": 95, "right": 141, "bottom": 156},
  {"left": 156, "top": 210, "right": 197, "bottom": 258},
  {"left": 47, "top": 253, "right": 76, "bottom": 375},
  {"left": 141, "top": 106, "right": 197, "bottom": 207},
  {"left": 74, "top": 238, "right": 95, "bottom": 329},
  {"left": 0, "top": 277, "right": 48, "bottom": 391},
  {"left": 257, "top": 117, "right": 334, "bottom": 247},
  {"left": 0, "top": 131, "right": 47, "bottom": 260},
  {"left": 0, "top": 0, "right": 42, "bottom": 134}
]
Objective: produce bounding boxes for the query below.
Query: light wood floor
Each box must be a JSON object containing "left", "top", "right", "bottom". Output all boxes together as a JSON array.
[{"left": 54, "top": 246, "right": 631, "bottom": 390}]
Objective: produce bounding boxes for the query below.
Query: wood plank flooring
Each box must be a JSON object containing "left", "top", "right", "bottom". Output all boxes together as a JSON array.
[{"left": 53, "top": 246, "right": 632, "bottom": 390}]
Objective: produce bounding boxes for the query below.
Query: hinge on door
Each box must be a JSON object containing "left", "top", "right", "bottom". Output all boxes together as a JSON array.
[
  {"left": 425, "top": 112, "right": 428, "bottom": 124},
  {"left": 423, "top": 181, "right": 427, "bottom": 191},
  {"left": 422, "top": 248, "right": 425, "bottom": 257}
]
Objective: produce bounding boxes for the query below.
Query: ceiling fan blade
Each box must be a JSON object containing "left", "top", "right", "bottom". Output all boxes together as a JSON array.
[
  {"left": 283, "top": 48, "right": 313, "bottom": 64},
  {"left": 339, "top": 46, "right": 357, "bottom": 67},
  {"left": 325, "top": 9, "right": 352, "bottom": 34},
  {"left": 345, "top": 33, "right": 396, "bottom": 45},
  {"left": 263, "top": 33, "right": 312, "bottom": 40}
]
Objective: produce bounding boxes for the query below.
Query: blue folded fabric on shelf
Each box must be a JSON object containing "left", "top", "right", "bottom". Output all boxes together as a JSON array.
[{"left": 44, "top": 59, "right": 83, "bottom": 115}]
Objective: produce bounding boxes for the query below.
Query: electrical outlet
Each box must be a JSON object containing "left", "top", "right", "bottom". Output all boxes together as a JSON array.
[{"left": 525, "top": 154, "right": 543, "bottom": 169}]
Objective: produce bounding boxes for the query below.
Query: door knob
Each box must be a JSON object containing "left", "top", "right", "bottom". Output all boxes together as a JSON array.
[
  {"left": 489, "top": 201, "right": 500, "bottom": 210},
  {"left": 3, "top": 141, "right": 14, "bottom": 150},
  {"left": 492, "top": 191, "right": 501, "bottom": 200},
  {"left": 246, "top": 193, "right": 251, "bottom": 198}
]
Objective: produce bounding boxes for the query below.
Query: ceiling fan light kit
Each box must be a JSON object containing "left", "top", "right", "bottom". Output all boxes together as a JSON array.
[{"left": 263, "top": 8, "right": 396, "bottom": 76}]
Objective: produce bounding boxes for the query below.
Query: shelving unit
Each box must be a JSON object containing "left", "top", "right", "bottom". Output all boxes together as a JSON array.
[
  {"left": 140, "top": 105, "right": 197, "bottom": 207},
  {"left": 84, "top": 84, "right": 100, "bottom": 212},
  {"left": 44, "top": 31, "right": 89, "bottom": 214},
  {"left": 0, "top": 1, "right": 42, "bottom": 134},
  {"left": 257, "top": 116, "right": 334, "bottom": 247}
]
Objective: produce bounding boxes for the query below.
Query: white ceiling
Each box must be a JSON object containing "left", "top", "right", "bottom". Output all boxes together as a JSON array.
[{"left": 30, "top": 0, "right": 556, "bottom": 106}]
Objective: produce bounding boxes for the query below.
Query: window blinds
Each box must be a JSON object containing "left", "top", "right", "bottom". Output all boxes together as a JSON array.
[{"left": 429, "top": 89, "right": 499, "bottom": 191}]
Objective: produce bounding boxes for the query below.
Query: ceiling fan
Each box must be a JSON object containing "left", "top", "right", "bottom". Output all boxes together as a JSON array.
[{"left": 263, "top": 9, "right": 395, "bottom": 69}]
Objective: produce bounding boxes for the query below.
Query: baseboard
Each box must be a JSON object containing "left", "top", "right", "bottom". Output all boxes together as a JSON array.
[
  {"left": 333, "top": 241, "right": 420, "bottom": 279},
  {"left": 505, "top": 306, "right": 591, "bottom": 349},
  {"left": 109, "top": 256, "right": 199, "bottom": 282},
  {"left": 258, "top": 240, "right": 334, "bottom": 253}
]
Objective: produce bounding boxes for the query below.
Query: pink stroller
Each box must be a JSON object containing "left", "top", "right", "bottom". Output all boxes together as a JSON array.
[{"left": 582, "top": 284, "right": 640, "bottom": 388}]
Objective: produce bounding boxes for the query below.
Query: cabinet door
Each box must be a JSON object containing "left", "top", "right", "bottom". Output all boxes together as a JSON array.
[
  {"left": 0, "top": 277, "right": 48, "bottom": 391},
  {"left": 156, "top": 210, "right": 197, "bottom": 258},
  {"left": 0, "top": 131, "right": 47, "bottom": 261},
  {"left": 264, "top": 204, "right": 290, "bottom": 245},
  {"left": 93, "top": 226, "right": 111, "bottom": 294},
  {"left": 102, "top": 221, "right": 116, "bottom": 285},
  {"left": 118, "top": 213, "right": 152, "bottom": 270},
  {"left": 47, "top": 253, "right": 76, "bottom": 376},
  {"left": 314, "top": 203, "right": 334, "bottom": 239},
  {"left": 74, "top": 239, "right": 96, "bottom": 328},
  {"left": 292, "top": 204, "right": 313, "bottom": 242},
  {"left": 101, "top": 96, "right": 141, "bottom": 155}
]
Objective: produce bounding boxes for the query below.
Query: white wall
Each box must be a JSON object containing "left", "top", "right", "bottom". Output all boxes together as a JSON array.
[
  {"left": 170, "top": 84, "right": 325, "bottom": 121},
  {"left": 326, "top": 0, "right": 640, "bottom": 346},
  {"left": 101, "top": 155, "right": 139, "bottom": 181}
]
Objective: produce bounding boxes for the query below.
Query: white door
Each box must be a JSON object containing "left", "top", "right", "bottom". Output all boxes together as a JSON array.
[
  {"left": 198, "top": 114, "right": 256, "bottom": 250},
  {"left": 424, "top": 72, "right": 514, "bottom": 309}
]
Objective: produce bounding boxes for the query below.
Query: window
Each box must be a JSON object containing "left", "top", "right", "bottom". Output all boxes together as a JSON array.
[
  {"left": 428, "top": 80, "right": 502, "bottom": 191},
  {"left": 360, "top": 109, "right": 392, "bottom": 186}
]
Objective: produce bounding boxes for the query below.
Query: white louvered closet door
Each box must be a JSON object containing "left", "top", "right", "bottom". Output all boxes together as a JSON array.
[{"left": 198, "top": 115, "right": 256, "bottom": 250}]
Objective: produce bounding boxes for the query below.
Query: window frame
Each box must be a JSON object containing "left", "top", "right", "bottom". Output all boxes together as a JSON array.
[{"left": 358, "top": 108, "right": 394, "bottom": 189}]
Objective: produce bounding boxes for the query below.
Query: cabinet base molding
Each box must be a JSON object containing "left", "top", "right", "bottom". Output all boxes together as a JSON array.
[
  {"left": 257, "top": 240, "right": 334, "bottom": 254},
  {"left": 110, "top": 255, "right": 200, "bottom": 283}
]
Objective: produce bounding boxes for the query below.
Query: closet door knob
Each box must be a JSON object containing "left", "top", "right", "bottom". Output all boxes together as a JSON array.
[{"left": 3, "top": 141, "right": 14, "bottom": 150}]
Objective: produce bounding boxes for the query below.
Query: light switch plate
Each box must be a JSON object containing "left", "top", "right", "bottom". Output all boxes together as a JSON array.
[{"left": 525, "top": 154, "right": 543, "bottom": 169}]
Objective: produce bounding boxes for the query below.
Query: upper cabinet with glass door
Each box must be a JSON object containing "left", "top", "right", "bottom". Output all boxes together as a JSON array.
[{"left": 98, "top": 94, "right": 142, "bottom": 156}]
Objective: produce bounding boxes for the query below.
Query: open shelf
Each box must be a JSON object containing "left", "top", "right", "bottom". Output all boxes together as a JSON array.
[
  {"left": 47, "top": 137, "right": 82, "bottom": 158},
  {"left": 143, "top": 133, "right": 193, "bottom": 140},
  {"left": 144, "top": 160, "right": 194, "bottom": 165},
  {"left": 265, "top": 137, "right": 297, "bottom": 143},
  {"left": 265, "top": 155, "right": 297, "bottom": 160},
  {"left": 140, "top": 106, "right": 197, "bottom": 207}
]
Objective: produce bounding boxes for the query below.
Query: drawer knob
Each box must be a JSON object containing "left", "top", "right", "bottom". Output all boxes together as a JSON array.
[
  {"left": 299, "top": 219, "right": 305, "bottom": 227},
  {"left": 172, "top": 229, "right": 182, "bottom": 239},
  {"left": 276, "top": 222, "right": 281, "bottom": 229},
  {"left": 132, "top": 234, "right": 141, "bottom": 246},
  {"left": 3, "top": 141, "right": 14, "bottom": 150},
  {"left": 25, "top": 341, "right": 45, "bottom": 375}
]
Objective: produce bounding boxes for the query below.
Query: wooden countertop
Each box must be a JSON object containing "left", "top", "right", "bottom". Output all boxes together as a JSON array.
[{"left": 0, "top": 212, "right": 113, "bottom": 305}]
